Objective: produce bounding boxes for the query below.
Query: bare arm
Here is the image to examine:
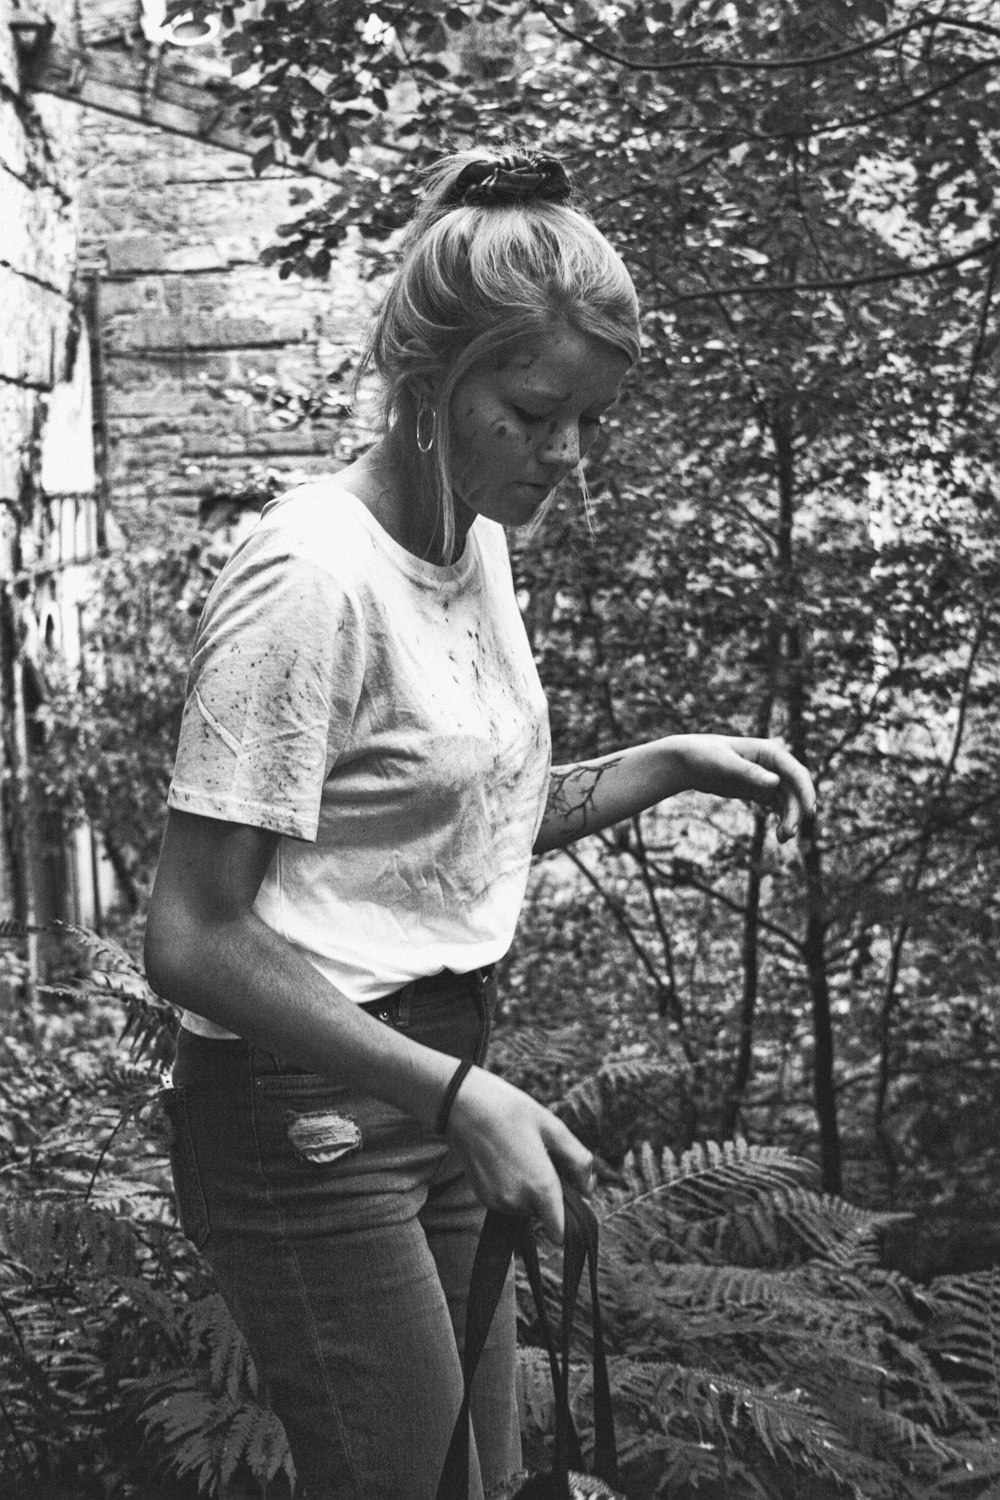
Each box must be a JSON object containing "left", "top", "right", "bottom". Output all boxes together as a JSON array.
[
  {"left": 145, "top": 809, "right": 591, "bottom": 1240},
  {"left": 534, "top": 734, "right": 816, "bottom": 854}
]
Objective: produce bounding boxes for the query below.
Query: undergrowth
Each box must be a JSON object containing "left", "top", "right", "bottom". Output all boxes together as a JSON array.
[{"left": 1, "top": 924, "right": 998, "bottom": 1498}]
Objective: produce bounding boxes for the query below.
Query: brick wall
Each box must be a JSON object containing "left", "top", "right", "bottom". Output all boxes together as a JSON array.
[
  {"left": 2, "top": 3, "right": 380, "bottom": 941},
  {"left": 1, "top": 0, "right": 93, "bottom": 938},
  {"left": 0, "top": 0, "right": 83, "bottom": 507},
  {"left": 78, "top": 114, "right": 380, "bottom": 540}
]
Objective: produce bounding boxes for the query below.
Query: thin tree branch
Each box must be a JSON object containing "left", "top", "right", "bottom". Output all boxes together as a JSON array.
[
  {"left": 620, "top": 817, "right": 683, "bottom": 1022},
  {"left": 667, "top": 234, "right": 1000, "bottom": 304},
  {"left": 535, "top": 6, "right": 945, "bottom": 75},
  {"left": 609, "top": 55, "right": 998, "bottom": 143},
  {"left": 641, "top": 852, "right": 804, "bottom": 957},
  {"left": 872, "top": 610, "right": 991, "bottom": 1196},
  {"left": 560, "top": 844, "right": 694, "bottom": 1059},
  {"left": 933, "top": 14, "right": 1000, "bottom": 44},
  {"left": 959, "top": 242, "right": 1000, "bottom": 413}
]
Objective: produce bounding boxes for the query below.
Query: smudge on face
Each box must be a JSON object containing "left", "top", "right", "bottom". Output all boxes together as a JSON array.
[{"left": 445, "top": 324, "right": 628, "bottom": 536}]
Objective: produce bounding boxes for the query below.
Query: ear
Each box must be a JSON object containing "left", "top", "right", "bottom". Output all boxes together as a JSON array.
[{"left": 406, "top": 377, "right": 438, "bottom": 410}]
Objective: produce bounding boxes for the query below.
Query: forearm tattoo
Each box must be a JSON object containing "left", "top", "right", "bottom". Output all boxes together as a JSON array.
[{"left": 546, "top": 755, "right": 624, "bottom": 837}]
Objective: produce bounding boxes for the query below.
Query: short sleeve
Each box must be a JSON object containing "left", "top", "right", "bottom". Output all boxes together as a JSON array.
[{"left": 168, "top": 535, "right": 365, "bottom": 840}]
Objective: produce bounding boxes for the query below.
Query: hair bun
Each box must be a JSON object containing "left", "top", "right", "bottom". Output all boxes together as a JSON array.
[{"left": 447, "top": 153, "right": 572, "bottom": 208}]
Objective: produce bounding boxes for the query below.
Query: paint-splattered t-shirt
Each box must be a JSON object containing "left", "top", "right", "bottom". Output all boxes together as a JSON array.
[{"left": 168, "top": 481, "right": 552, "bottom": 1018}]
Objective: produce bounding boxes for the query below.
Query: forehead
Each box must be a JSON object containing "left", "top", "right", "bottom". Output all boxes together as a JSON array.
[{"left": 495, "top": 326, "right": 629, "bottom": 405}]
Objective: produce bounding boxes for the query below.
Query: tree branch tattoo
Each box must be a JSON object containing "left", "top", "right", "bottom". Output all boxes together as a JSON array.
[{"left": 546, "top": 755, "right": 624, "bottom": 840}]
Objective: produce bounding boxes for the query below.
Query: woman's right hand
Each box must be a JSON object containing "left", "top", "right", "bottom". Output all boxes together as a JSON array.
[{"left": 443, "top": 1066, "right": 593, "bottom": 1243}]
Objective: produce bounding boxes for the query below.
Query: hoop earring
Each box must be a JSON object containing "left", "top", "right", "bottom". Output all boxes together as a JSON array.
[{"left": 415, "top": 404, "right": 436, "bottom": 454}]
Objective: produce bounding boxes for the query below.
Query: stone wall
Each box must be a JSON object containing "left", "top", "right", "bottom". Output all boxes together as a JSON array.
[
  {"left": 0, "top": 0, "right": 83, "bottom": 508},
  {"left": 77, "top": 114, "right": 379, "bottom": 540},
  {"left": 2, "top": 2, "right": 379, "bottom": 945},
  {"left": 0, "top": 0, "right": 100, "bottom": 938}
]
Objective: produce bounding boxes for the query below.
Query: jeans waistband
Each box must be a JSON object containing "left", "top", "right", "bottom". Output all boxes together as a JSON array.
[
  {"left": 357, "top": 965, "right": 495, "bottom": 1027},
  {"left": 172, "top": 965, "right": 497, "bottom": 1084}
]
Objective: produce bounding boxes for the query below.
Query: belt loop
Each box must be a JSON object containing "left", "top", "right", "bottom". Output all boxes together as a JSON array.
[{"left": 396, "top": 982, "right": 414, "bottom": 1029}]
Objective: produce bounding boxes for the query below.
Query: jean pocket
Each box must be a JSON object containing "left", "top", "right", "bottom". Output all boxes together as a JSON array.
[{"left": 158, "top": 1086, "right": 211, "bottom": 1250}]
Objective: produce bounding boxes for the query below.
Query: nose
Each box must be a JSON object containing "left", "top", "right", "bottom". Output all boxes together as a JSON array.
[{"left": 537, "top": 418, "right": 581, "bottom": 471}]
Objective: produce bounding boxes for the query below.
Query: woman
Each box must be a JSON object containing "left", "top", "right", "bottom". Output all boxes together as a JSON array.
[{"left": 145, "top": 148, "right": 815, "bottom": 1500}]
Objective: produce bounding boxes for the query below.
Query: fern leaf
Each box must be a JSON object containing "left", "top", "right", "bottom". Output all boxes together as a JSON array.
[
  {"left": 922, "top": 1269, "right": 1000, "bottom": 1421},
  {"left": 605, "top": 1138, "right": 816, "bottom": 1219},
  {"left": 0, "top": 919, "right": 46, "bottom": 938},
  {"left": 244, "top": 1402, "right": 296, "bottom": 1486},
  {"left": 187, "top": 1293, "right": 251, "bottom": 1398},
  {"left": 516, "top": 1344, "right": 556, "bottom": 1435},
  {"left": 140, "top": 1388, "right": 226, "bottom": 1446},
  {"left": 555, "top": 1059, "right": 683, "bottom": 1131},
  {"left": 0, "top": 1198, "right": 140, "bottom": 1282},
  {"left": 51, "top": 921, "right": 146, "bottom": 978},
  {"left": 218, "top": 1403, "right": 258, "bottom": 1488}
]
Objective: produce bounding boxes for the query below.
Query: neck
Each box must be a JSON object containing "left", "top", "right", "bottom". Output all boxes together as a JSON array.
[{"left": 343, "top": 432, "right": 472, "bottom": 566}]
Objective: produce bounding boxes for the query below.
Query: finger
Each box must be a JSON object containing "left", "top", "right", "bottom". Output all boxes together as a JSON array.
[
  {"left": 779, "top": 770, "right": 816, "bottom": 840},
  {"left": 536, "top": 1186, "right": 565, "bottom": 1245},
  {"left": 538, "top": 1119, "right": 594, "bottom": 1228},
  {"left": 744, "top": 743, "right": 815, "bottom": 838},
  {"left": 560, "top": 1148, "right": 597, "bottom": 1197},
  {"left": 544, "top": 1116, "right": 592, "bottom": 1181}
]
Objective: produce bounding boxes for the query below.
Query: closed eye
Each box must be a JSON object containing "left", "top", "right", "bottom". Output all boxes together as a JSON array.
[{"left": 513, "top": 406, "right": 604, "bottom": 430}]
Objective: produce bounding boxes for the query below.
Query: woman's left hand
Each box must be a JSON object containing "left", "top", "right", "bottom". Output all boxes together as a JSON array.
[{"left": 672, "top": 735, "right": 816, "bottom": 843}]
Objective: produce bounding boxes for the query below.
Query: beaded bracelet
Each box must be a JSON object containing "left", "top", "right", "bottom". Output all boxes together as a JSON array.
[{"left": 436, "top": 1058, "right": 474, "bottom": 1137}]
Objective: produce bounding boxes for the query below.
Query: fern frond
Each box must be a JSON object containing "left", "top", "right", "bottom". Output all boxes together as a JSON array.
[
  {"left": 516, "top": 1344, "right": 556, "bottom": 1436},
  {"left": 598, "top": 1139, "right": 819, "bottom": 1270},
  {"left": 218, "top": 1404, "right": 259, "bottom": 1488},
  {"left": 555, "top": 1059, "right": 684, "bottom": 1132},
  {"left": 51, "top": 922, "right": 145, "bottom": 978},
  {"left": 605, "top": 1137, "right": 815, "bottom": 1214},
  {"left": 923, "top": 1269, "right": 1000, "bottom": 1422},
  {"left": 116, "top": 989, "right": 180, "bottom": 1067},
  {"left": 245, "top": 1401, "right": 297, "bottom": 1487},
  {"left": 0, "top": 1198, "right": 140, "bottom": 1283},
  {"left": 134, "top": 1366, "right": 293, "bottom": 1498},
  {"left": 186, "top": 1293, "right": 252, "bottom": 1399},
  {"left": 694, "top": 1186, "right": 904, "bottom": 1272},
  {"left": 112, "top": 1275, "right": 188, "bottom": 1346},
  {"left": 611, "top": 1356, "right": 927, "bottom": 1496},
  {"left": 490, "top": 1025, "right": 591, "bottom": 1085},
  {"left": 0, "top": 920, "right": 46, "bottom": 939}
]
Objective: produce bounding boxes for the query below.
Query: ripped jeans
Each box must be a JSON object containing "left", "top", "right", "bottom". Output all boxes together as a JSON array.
[{"left": 161, "top": 968, "right": 521, "bottom": 1500}]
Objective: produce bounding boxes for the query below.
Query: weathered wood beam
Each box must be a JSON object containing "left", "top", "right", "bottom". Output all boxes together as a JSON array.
[{"left": 19, "top": 35, "right": 340, "bottom": 180}]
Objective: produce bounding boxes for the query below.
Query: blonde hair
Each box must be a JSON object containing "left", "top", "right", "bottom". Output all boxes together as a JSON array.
[{"left": 357, "top": 147, "right": 641, "bottom": 561}]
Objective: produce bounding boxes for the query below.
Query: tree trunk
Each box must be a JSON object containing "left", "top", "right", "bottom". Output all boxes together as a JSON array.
[
  {"left": 770, "top": 393, "right": 842, "bottom": 1193},
  {"left": 722, "top": 804, "right": 767, "bottom": 1140}
]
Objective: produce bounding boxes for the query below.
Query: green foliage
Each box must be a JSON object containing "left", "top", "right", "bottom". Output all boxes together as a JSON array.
[
  {"left": 517, "top": 1141, "right": 1000, "bottom": 1498},
  {"left": 1, "top": 926, "right": 999, "bottom": 1497},
  {"left": 165, "top": 0, "right": 1000, "bottom": 1206},
  {"left": 0, "top": 925, "right": 292, "bottom": 1499},
  {"left": 126, "top": 1293, "right": 294, "bottom": 1499},
  {"left": 28, "top": 0, "right": 1000, "bottom": 1213},
  {"left": 15, "top": 0, "right": 1000, "bottom": 1488},
  {"left": 32, "top": 541, "right": 220, "bottom": 904}
]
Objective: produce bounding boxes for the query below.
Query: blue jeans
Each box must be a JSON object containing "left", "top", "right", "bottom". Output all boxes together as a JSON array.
[{"left": 161, "top": 968, "right": 521, "bottom": 1500}]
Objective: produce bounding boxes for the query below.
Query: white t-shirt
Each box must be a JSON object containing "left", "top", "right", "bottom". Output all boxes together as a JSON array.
[{"left": 168, "top": 481, "right": 551, "bottom": 1027}]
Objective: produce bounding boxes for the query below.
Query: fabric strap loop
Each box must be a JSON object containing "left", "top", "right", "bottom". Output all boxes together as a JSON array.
[{"left": 436, "top": 1181, "right": 619, "bottom": 1500}]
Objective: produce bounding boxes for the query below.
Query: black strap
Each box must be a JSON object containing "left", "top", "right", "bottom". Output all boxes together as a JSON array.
[
  {"left": 436, "top": 1058, "right": 475, "bottom": 1137},
  {"left": 436, "top": 1183, "right": 618, "bottom": 1500}
]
